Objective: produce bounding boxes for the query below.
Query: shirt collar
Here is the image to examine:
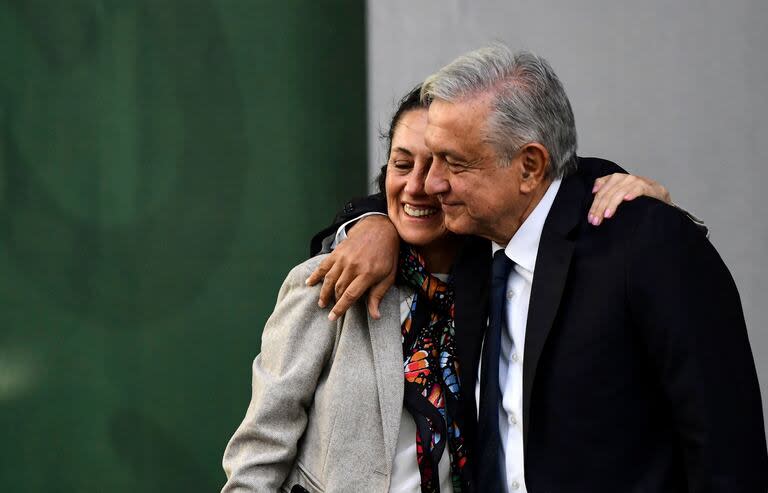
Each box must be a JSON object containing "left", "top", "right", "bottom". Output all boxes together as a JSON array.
[{"left": 491, "top": 178, "right": 562, "bottom": 275}]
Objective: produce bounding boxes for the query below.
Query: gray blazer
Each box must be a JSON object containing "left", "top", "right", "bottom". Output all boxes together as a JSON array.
[{"left": 222, "top": 255, "right": 406, "bottom": 492}]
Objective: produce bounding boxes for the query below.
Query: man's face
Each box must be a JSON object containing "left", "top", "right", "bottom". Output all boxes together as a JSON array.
[{"left": 423, "top": 96, "right": 527, "bottom": 245}]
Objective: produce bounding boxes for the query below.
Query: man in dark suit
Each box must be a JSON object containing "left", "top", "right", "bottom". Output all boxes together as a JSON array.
[{"left": 310, "top": 45, "right": 767, "bottom": 492}]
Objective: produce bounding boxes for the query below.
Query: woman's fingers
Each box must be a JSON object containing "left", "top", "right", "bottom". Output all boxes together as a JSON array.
[
  {"left": 589, "top": 173, "right": 628, "bottom": 225},
  {"left": 588, "top": 173, "right": 672, "bottom": 226}
]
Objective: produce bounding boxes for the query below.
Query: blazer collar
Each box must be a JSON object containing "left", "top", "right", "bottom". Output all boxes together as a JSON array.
[{"left": 522, "top": 168, "right": 588, "bottom": 447}]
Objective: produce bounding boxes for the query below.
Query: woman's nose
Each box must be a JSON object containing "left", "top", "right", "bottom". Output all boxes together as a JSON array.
[{"left": 404, "top": 171, "right": 426, "bottom": 195}]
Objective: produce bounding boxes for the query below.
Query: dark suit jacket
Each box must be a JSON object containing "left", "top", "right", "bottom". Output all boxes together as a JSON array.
[{"left": 310, "top": 157, "right": 768, "bottom": 492}]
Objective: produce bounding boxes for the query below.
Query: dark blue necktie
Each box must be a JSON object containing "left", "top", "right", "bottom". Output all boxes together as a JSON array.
[{"left": 476, "top": 249, "right": 514, "bottom": 491}]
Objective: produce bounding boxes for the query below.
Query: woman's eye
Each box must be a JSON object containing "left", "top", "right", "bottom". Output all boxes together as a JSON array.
[{"left": 393, "top": 161, "right": 413, "bottom": 170}]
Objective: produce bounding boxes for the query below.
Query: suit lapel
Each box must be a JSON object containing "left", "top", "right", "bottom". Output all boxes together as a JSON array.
[
  {"left": 522, "top": 171, "right": 586, "bottom": 447},
  {"left": 367, "top": 288, "right": 406, "bottom": 469},
  {"left": 452, "top": 236, "right": 492, "bottom": 452},
  {"left": 454, "top": 236, "right": 492, "bottom": 390}
]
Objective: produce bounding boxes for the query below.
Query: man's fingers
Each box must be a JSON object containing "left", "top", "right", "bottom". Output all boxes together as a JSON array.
[
  {"left": 306, "top": 255, "right": 334, "bottom": 286},
  {"left": 317, "top": 262, "right": 342, "bottom": 308},
  {"left": 333, "top": 268, "right": 355, "bottom": 302},
  {"left": 366, "top": 272, "right": 396, "bottom": 320},
  {"left": 328, "top": 278, "right": 367, "bottom": 321},
  {"left": 366, "top": 294, "right": 382, "bottom": 320}
]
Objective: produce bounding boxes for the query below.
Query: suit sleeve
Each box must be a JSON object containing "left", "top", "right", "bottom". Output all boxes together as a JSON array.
[
  {"left": 309, "top": 193, "right": 387, "bottom": 257},
  {"left": 627, "top": 202, "right": 768, "bottom": 492},
  {"left": 578, "top": 156, "right": 709, "bottom": 236},
  {"left": 575, "top": 155, "right": 627, "bottom": 179},
  {"left": 221, "top": 258, "right": 340, "bottom": 492}
]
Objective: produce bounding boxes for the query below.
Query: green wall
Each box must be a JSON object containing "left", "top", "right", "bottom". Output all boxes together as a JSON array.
[{"left": 0, "top": 1, "right": 367, "bottom": 490}]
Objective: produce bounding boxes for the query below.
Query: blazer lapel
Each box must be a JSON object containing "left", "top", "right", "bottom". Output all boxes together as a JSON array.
[
  {"left": 367, "top": 288, "right": 406, "bottom": 470},
  {"left": 522, "top": 172, "right": 586, "bottom": 447}
]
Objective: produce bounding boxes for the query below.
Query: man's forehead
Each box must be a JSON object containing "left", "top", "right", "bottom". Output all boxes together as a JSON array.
[
  {"left": 425, "top": 95, "right": 492, "bottom": 149},
  {"left": 428, "top": 95, "right": 492, "bottom": 127}
]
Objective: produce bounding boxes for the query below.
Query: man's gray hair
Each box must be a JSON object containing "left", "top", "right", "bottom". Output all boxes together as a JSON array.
[{"left": 421, "top": 44, "right": 578, "bottom": 178}]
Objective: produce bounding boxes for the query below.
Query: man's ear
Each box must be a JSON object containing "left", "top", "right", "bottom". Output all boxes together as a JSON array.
[{"left": 519, "top": 143, "right": 549, "bottom": 193}]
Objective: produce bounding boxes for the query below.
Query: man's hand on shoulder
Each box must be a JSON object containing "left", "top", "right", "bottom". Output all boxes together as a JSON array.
[{"left": 305, "top": 215, "right": 399, "bottom": 321}]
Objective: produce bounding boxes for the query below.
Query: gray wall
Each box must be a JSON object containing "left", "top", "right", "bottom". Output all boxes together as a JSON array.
[{"left": 367, "top": 0, "right": 768, "bottom": 438}]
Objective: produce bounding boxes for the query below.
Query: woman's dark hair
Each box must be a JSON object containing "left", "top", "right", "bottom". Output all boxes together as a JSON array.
[{"left": 376, "top": 84, "right": 428, "bottom": 193}]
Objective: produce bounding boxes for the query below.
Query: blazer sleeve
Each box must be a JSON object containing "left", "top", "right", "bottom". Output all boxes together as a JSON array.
[
  {"left": 309, "top": 193, "right": 387, "bottom": 257},
  {"left": 626, "top": 201, "right": 768, "bottom": 491},
  {"left": 221, "top": 258, "right": 340, "bottom": 492}
]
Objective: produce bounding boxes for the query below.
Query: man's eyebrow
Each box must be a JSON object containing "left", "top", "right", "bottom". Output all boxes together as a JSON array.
[
  {"left": 440, "top": 149, "right": 468, "bottom": 162},
  {"left": 390, "top": 146, "right": 414, "bottom": 157},
  {"left": 443, "top": 152, "right": 485, "bottom": 169}
]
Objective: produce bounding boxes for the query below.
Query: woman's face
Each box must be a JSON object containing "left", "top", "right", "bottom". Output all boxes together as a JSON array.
[{"left": 385, "top": 109, "right": 448, "bottom": 248}]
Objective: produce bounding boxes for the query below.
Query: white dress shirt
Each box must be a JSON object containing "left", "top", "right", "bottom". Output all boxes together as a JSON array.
[{"left": 482, "top": 178, "right": 562, "bottom": 493}]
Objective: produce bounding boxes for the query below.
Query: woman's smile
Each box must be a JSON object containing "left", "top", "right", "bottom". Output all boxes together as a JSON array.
[{"left": 403, "top": 203, "right": 440, "bottom": 218}]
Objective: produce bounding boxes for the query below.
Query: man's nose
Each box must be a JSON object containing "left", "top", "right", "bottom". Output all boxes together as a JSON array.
[{"left": 425, "top": 160, "right": 449, "bottom": 196}]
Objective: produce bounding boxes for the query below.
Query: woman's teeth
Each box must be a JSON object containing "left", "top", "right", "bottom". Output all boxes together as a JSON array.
[{"left": 404, "top": 204, "right": 438, "bottom": 217}]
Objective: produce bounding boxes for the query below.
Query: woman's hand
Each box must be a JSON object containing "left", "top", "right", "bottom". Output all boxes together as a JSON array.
[{"left": 588, "top": 173, "right": 671, "bottom": 226}]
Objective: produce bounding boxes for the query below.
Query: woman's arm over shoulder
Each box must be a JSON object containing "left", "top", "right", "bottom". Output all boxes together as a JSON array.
[{"left": 222, "top": 256, "right": 340, "bottom": 492}]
